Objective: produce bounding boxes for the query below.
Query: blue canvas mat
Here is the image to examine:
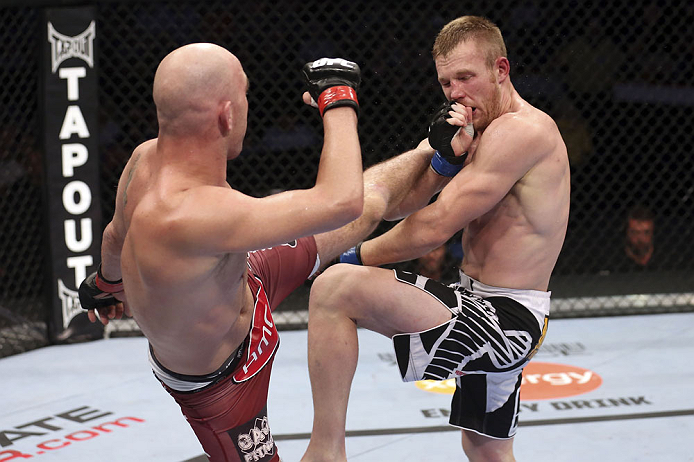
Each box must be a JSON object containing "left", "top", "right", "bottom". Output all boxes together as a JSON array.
[{"left": 2, "top": 312, "right": 693, "bottom": 461}]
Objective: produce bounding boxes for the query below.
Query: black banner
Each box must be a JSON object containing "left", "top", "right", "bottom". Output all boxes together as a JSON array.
[{"left": 42, "top": 7, "right": 102, "bottom": 341}]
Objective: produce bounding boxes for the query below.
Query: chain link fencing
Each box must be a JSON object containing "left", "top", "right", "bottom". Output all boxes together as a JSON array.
[
  {"left": 0, "top": 6, "right": 51, "bottom": 357},
  {"left": 1, "top": 0, "right": 693, "bottom": 354}
]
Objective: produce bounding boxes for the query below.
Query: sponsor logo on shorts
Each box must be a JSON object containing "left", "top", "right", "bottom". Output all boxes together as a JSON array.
[
  {"left": 415, "top": 362, "right": 603, "bottom": 400},
  {"left": 230, "top": 412, "right": 276, "bottom": 462},
  {"left": 233, "top": 274, "right": 279, "bottom": 383}
]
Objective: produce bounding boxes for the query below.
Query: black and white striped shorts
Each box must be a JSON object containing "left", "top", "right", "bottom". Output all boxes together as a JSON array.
[{"left": 391, "top": 270, "right": 549, "bottom": 439}]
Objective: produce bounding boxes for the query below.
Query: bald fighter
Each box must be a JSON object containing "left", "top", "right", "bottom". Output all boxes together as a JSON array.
[
  {"left": 77, "top": 44, "right": 366, "bottom": 461},
  {"left": 302, "top": 16, "right": 570, "bottom": 462}
]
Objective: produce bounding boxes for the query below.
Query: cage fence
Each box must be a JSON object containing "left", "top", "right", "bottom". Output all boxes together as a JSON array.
[{"left": 1, "top": 0, "right": 692, "bottom": 354}]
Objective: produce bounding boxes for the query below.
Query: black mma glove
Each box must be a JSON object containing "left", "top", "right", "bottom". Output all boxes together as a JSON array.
[
  {"left": 302, "top": 58, "right": 361, "bottom": 117},
  {"left": 428, "top": 101, "right": 474, "bottom": 177},
  {"left": 78, "top": 264, "right": 124, "bottom": 311}
]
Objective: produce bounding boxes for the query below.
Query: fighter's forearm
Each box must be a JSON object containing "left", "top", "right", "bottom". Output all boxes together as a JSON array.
[
  {"left": 360, "top": 206, "right": 447, "bottom": 266},
  {"left": 100, "top": 221, "right": 124, "bottom": 281},
  {"left": 312, "top": 108, "right": 363, "bottom": 220},
  {"left": 365, "top": 143, "right": 445, "bottom": 221},
  {"left": 312, "top": 178, "right": 388, "bottom": 269},
  {"left": 313, "top": 140, "right": 449, "bottom": 268}
]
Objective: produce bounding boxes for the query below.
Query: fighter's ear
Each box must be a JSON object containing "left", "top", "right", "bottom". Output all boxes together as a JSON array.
[
  {"left": 496, "top": 56, "right": 510, "bottom": 82},
  {"left": 218, "top": 100, "right": 232, "bottom": 135}
]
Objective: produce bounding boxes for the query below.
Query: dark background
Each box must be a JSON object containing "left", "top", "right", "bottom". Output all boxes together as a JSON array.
[{"left": 1, "top": 0, "right": 692, "bottom": 356}]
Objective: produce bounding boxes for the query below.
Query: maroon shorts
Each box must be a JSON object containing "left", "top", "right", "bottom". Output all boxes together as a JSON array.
[{"left": 153, "top": 237, "right": 318, "bottom": 461}]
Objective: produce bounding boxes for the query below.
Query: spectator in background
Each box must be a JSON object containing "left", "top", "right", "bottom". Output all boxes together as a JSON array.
[{"left": 613, "top": 205, "right": 659, "bottom": 272}]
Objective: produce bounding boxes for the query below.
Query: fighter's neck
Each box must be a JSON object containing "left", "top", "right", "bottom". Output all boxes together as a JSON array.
[
  {"left": 154, "top": 135, "right": 228, "bottom": 186},
  {"left": 499, "top": 81, "right": 523, "bottom": 116}
]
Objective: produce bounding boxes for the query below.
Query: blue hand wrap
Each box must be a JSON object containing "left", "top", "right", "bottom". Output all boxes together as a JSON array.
[
  {"left": 339, "top": 242, "right": 363, "bottom": 265},
  {"left": 430, "top": 150, "right": 465, "bottom": 177}
]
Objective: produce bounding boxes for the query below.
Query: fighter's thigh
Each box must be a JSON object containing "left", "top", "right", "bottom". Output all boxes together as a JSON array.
[{"left": 310, "top": 264, "right": 452, "bottom": 338}]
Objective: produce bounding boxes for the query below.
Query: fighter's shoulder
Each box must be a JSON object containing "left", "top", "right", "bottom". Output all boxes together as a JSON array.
[
  {"left": 488, "top": 107, "right": 558, "bottom": 155},
  {"left": 131, "top": 138, "right": 156, "bottom": 160},
  {"left": 119, "top": 139, "right": 154, "bottom": 180}
]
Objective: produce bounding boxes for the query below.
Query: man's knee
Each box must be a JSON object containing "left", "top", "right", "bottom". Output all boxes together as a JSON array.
[{"left": 309, "top": 264, "right": 363, "bottom": 312}]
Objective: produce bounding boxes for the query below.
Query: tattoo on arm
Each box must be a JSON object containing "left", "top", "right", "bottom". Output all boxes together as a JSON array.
[{"left": 122, "top": 154, "right": 141, "bottom": 207}]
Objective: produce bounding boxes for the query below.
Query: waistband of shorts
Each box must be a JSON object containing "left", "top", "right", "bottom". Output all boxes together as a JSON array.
[
  {"left": 457, "top": 270, "right": 550, "bottom": 323},
  {"left": 148, "top": 339, "right": 245, "bottom": 393}
]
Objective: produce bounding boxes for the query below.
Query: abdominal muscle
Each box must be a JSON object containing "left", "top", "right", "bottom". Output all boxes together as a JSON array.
[
  {"left": 461, "top": 202, "right": 558, "bottom": 292},
  {"left": 123, "top": 239, "right": 254, "bottom": 376}
]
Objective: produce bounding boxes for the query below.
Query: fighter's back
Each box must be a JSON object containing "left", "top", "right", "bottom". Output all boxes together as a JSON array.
[{"left": 116, "top": 139, "right": 253, "bottom": 375}]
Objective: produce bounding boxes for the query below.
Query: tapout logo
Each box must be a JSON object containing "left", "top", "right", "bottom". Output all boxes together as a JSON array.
[
  {"left": 47, "top": 21, "right": 95, "bottom": 73},
  {"left": 43, "top": 7, "right": 102, "bottom": 336},
  {"left": 415, "top": 362, "right": 603, "bottom": 400}
]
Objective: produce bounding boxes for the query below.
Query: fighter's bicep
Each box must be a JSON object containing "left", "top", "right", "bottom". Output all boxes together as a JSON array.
[
  {"left": 109, "top": 153, "right": 141, "bottom": 240},
  {"left": 431, "top": 170, "right": 513, "bottom": 234},
  {"left": 435, "top": 122, "right": 546, "bottom": 220},
  {"left": 470, "top": 118, "right": 549, "bottom": 184}
]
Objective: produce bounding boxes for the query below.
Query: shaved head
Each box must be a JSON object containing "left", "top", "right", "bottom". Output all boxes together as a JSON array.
[{"left": 153, "top": 43, "right": 247, "bottom": 143}]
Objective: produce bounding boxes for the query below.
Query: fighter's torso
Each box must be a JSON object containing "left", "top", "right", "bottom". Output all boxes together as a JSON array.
[
  {"left": 461, "top": 103, "right": 570, "bottom": 291},
  {"left": 117, "top": 139, "right": 253, "bottom": 375}
]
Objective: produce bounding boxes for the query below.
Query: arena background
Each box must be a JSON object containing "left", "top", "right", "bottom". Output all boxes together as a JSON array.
[{"left": 1, "top": 0, "right": 692, "bottom": 358}]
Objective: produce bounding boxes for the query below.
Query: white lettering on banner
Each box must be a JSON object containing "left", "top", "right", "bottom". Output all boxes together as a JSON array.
[
  {"left": 59, "top": 67, "right": 86, "bottom": 101},
  {"left": 62, "top": 181, "right": 91, "bottom": 215},
  {"left": 57, "top": 73, "right": 93, "bottom": 291},
  {"left": 64, "top": 218, "right": 93, "bottom": 252},
  {"left": 59, "top": 105, "right": 90, "bottom": 139},
  {"left": 61, "top": 143, "right": 88, "bottom": 177},
  {"left": 67, "top": 256, "right": 93, "bottom": 289},
  {"left": 48, "top": 21, "right": 95, "bottom": 73},
  {"left": 48, "top": 20, "right": 98, "bottom": 330}
]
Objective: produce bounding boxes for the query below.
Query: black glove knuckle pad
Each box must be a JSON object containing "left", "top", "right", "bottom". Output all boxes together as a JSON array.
[
  {"left": 428, "top": 101, "right": 465, "bottom": 164},
  {"left": 302, "top": 58, "right": 361, "bottom": 116},
  {"left": 78, "top": 271, "right": 117, "bottom": 310}
]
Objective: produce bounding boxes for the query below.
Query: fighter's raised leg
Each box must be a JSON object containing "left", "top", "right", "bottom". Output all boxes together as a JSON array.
[{"left": 301, "top": 264, "right": 453, "bottom": 461}]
